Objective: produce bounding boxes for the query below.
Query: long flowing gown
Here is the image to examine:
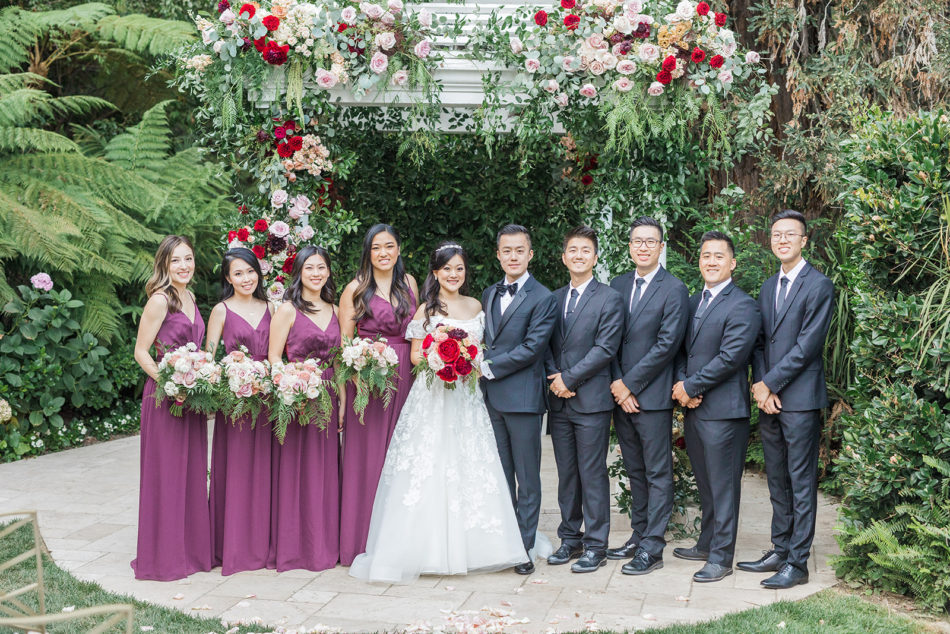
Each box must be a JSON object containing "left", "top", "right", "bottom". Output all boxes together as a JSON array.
[
  {"left": 268, "top": 308, "right": 341, "bottom": 571},
  {"left": 349, "top": 313, "right": 529, "bottom": 583},
  {"left": 132, "top": 301, "right": 213, "bottom": 581},
  {"left": 209, "top": 305, "right": 274, "bottom": 575},
  {"left": 339, "top": 292, "right": 416, "bottom": 565}
]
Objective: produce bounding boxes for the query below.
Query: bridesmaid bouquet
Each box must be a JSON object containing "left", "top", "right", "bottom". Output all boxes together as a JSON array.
[
  {"left": 154, "top": 343, "right": 222, "bottom": 416},
  {"left": 336, "top": 336, "right": 399, "bottom": 423},
  {"left": 269, "top": 359, "right": 334, "bottom": 443},
  {"left": 414, "top": 324, "right": 482, "bottom": 392},
  {"left": 218, "top": 347, "right": 272, "bottom": 426}
]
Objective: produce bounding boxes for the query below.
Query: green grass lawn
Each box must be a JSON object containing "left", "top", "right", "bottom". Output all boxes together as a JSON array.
[{"left": 0, "top": 519, "right": 935, "bottom": 633}]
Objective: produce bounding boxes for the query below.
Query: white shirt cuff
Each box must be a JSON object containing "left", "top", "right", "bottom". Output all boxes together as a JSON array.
[{"left": 480, "top": 360, "right": 495, "bottom": 380}]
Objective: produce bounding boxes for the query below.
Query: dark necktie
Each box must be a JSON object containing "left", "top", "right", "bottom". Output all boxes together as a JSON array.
[
  {"left": 630, "top": 277, "right": 645, "bottom": 312},
  {"left": 566, "top": 288, "right": 579, "bottom": 319},
  {"left": 694, "top": 289, "right": 712, "bottom": 319},
  {"left": 497, "top": 282, "right": 518, "bottom": 296},
  {"left": 776, "top": 276, "right": 789, "bottom": 313}
]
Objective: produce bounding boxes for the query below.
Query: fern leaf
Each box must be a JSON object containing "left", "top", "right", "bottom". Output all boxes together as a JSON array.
[
  {"left": 96, "top": 14, "right": 196, "bottom": 57},
  {"left": 104, "top": 100, "right": 173, "bottom": 175},
  {"left": 0, "top": 126, "right": 79, "bottom": 153}
]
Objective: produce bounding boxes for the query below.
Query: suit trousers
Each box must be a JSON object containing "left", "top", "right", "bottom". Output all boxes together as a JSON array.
[
  {"left": 758, "top": 409, "right": 822, "bottom": 571},
  {"left": 486, "top": 400, "right": 542, "bottom": 552},
  {"left": 684, "top": 415, "right": 749, "bottom": 567},
  {"left": 548, "top": 407, "right": 612, "bottom": 553},
  {"left": 613, "top": 408, "right": 674, "bottom": 556}
]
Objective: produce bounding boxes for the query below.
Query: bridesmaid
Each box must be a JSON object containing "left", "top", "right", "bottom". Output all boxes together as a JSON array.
[
  {"left": 267, "top": 245, "right": 344, "bottom": 571},
  {"left": 131, "top": 235, "right": 212, "bottom": 581},
  {"left": 206, "top": 248, "right": 274, "bottom": 575},
  {"left": 338, "top": 224, "right": 418, "bottom": 565}
]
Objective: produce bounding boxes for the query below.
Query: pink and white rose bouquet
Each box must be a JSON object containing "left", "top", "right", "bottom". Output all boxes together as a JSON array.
[
  {"left": 269, "top": 359, "right": 335, "bottom": 442},
  {"left": 218, "top": 347, "right": 273, "bottom": 424},
  {"left": 155, "top": 343, "right": 222, "bottom": 416},
  {"left": 336, "top": 335, "right": 399, "bottom": 423}
]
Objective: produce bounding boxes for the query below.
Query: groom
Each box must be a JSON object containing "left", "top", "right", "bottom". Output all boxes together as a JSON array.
[{"left": 481, "top": 224, "right": 558, "bottom": 575}]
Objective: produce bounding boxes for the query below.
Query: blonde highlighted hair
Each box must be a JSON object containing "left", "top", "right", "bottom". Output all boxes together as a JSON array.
[{"left": 145, "top": 235, "right": 194, "bottom": 313}]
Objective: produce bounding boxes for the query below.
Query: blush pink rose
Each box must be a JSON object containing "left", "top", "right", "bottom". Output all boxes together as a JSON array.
[
  {"left": 524, "top": 58, "right": 540, "bottom": 72},
  {"left": 391, "top": 69, "right": 409, "bottom": 85},
  {"left": 370, "top": 51, "right": 389, "bottom": 73},
  {"left": 613, "top": 77, "right": 634, "bottom": 92},
  {"left": 315, "top": 68, "right": 339, "bottom": 89},
  {"left": 616, "top": 59, "right": 637, "bottom": 75},
  {"left": 414, "top": 39, "right": 431, "bottom": 58},
  {"left": 579, "top": 83, "right": 597, "bottom": 98}
]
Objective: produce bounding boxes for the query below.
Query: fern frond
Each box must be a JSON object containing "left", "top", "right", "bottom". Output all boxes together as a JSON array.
[
  {"left": 0, "top": 87, "right": 113, "bottom": 127},
  {"left": 0, "top": 126, "right": 79, "bottom": 153},
  {"left": 104, "top": 100, "right": 172, "bottom": 175},
  {"left": 0, "top": 8, "right": 42, "bottom": 74},
  {"left": 96, "top": 14, "right": 196, "bottom": 57}
]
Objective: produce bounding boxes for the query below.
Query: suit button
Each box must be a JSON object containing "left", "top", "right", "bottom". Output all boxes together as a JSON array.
[
  {"left": 624, "top": 338, "right": 629, "bottom": 344},
  {"left": 770, "top": 338, "right": 775, "bottom": 343},
  {"left": 689, "top": 353, "right": 694, "bottom": 358}
]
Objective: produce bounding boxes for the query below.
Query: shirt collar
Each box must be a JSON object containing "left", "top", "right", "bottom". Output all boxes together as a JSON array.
[
  {"left": 570, "top": 276, "right": 595, "bottom": 295},
  {"left": 635, "top": 265, "right": 661, "bottom": 285},
  {"left": 703, "top": 277, "right": 732, "bottom": 300},
  {"left": 780, "top": 258, "right": 807, "bottom": 284},
  {"left": 503, "top": 270, "right": 531, "bottom": 290}
]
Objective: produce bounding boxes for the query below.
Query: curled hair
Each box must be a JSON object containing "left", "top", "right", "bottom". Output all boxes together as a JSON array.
[
  {"left": 145, "top": 235, "right": 194, "bottom": 313},
  {"left": 420, "top": 242, "right": 469, "bottom": 328},
  {"left": 283, "top": 245, "right": 336, "bottom": 314},
  {"left": 352, "top": 224, "right": 413, "bottom": 323},
  {"left": 219, "top": 248, "right": 268, "bottom": 303}
]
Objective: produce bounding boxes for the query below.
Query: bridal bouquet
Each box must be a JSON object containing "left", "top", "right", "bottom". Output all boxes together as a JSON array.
[
  {"left": 218, "top": 347, "right": 272, "bottom": 425},
  {"left": 269, "top": 359, "right": 335, "bottom": 443},
  {"left": 155, "top": 343, "right": 222, "bottom": 416},
  {"left": 336, "top": 335, "right": 399, "bottom": 423},
  {"left": 414, "top": 324, "right": 482, "bottom": 391}
]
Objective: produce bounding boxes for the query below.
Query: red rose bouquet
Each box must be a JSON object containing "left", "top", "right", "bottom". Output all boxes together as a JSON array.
[{"left": 413, "top": 324, "right": 482, "bottom": 391}]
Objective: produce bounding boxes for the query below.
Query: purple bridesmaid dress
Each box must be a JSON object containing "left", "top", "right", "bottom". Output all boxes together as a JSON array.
[
  {"left": 132, "top": 301, "right": 213, "bottom": 581},
  {"left": 339, "top": 292, "right": 415, "bottom": 565},
  {"left": 209, "top": 305, "right": 274, "bottom": 575},
  {"left": 268, "top": 308, "right": 341, "bottom": 571}
]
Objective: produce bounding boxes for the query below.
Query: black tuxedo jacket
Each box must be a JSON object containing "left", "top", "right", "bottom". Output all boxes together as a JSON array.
[
  {"left": 545, "top": 279, "right": 624, "bottom": 414},
  {"left": 609, "top": 267, "right": 690, "bottom": 411},
  {"left": 480, "top": 275, "right": 558, "bottom": 414},
  {"left": 752, "top": 262, "right": 834, "bottom": 411},
  {"left": 675, "top": 281, "right": 760, "bottom": 420}
]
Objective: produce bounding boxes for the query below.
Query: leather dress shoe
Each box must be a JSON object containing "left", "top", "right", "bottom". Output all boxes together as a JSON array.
[
  {"left": 692, "top": 562, "right": 733, "bottom": 583},
  {"left": 621, "top": 547, "right": 663, "bottom": 575},
  {"left": 761, "top": 563, "right": 808, "bottom": 589},
  {"left": 514, "top": 560, "right": 535, "bottom": 575},
  {"left": 605, "top": 540, "right": 640, "bottom": 560},
  {"left": 737, "top": 549, "right": 785, "bottom": 573},
  {"left": 570, "top": 550, "right": 607, "bottom": 573},
  {"left": 547, "top": 543, "right": 584, "bottom": 565},
  {"left": 672, "top": 545, "right": 709, "bottom": 561}
]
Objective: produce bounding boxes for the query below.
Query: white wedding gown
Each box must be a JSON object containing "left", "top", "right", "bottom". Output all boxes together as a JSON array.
[{"left": 349, "top": 312, "right": 531, "bottom": 584}]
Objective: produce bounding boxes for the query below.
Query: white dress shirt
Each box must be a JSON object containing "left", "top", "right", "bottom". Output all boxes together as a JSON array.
[
  {"left": 629, "top": 265, "right": 661, "bottom": 312},
  {"left": 775, "top": 258, "right": 807, "bottom": 308},
  {"left": 564, "top": 276, "right": 594, "bottom": 317},
  {"left": 499, "top": 271, "right": 531, "bottom": 315}
]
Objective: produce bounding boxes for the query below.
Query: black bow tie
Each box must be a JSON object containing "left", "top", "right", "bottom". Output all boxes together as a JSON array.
[{"left": 497, "top": 282, "right": 518, "bottom": 296}]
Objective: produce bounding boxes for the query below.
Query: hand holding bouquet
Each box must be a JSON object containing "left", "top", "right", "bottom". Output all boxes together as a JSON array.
[
  {"left": 218, "top": 347, "right": 272, "bottom": 425},
  {"left": 269, "top": 359, "right": 334, "bottom": 443},
  {"left": 155, "top": 343, "right": 222, "bottom": 416},
  {"left": 414, "top": 324, "right": 482, "bottom": 391},
  {"left": 336, "top": 335, "right": 399, "bottom": 423}
]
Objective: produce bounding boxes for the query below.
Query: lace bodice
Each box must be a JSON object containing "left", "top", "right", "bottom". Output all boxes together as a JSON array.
[{"left": 405, "top": 311, "right": 485, "bottom": 343}]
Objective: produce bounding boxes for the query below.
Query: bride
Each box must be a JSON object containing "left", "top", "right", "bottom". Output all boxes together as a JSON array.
[{"left": 349, "top": 242, "right": 530, "bottom": 583}]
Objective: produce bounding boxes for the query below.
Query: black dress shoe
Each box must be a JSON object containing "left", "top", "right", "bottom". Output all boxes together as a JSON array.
[
  {"left": 570, "top": 550, "right": 607, "bottom": 573},
  {"left": 605, "top": 540, "right": 639, "bottom": 560},
  {"left": 547, "top": 543, "right": 584, "bottom": 565},
  {"left": 692, "top": 562, "right": 733, "bottom": 583},
  {"left": 514, "top": 560, "right": 535, "bottom": 575},
  {"left": 672, "top": 545, "right": 709, "bottom": 561},
  {"left": 761, "top": 563, "right": 808, "bottom": 589},
  {"left": 621, "top": 547, "right": 663, "bottom": 575},
  {"left": 737, "top": 549, "right": 785, "bottom": 573}
]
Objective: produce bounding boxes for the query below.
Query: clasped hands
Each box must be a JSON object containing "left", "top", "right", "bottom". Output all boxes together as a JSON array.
[
  {"left": 671, "top": 381, "right": 703, "bottom": 409},
  {"left": 547, "top": 373, "right": 576, "bottom": 399},
  {"left": 752, "top": 381, "right": 782, "bottom": 414}
]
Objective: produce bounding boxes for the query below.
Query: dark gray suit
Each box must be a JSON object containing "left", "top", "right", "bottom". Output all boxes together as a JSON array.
[
  {"left": 609, "top": 267, "right": 689, "bottom": 556},
  {"left": 676, "top": 281, "right": 760, "bottom": 567},
  {"left": 481, "top": 274, "right": 558, "bottom": 551},
  {"left": 545, "top": 279, "right": 623, "bottom": 553},
  {"left": 752, "top": 261, "right": 834, "bottom": 571}
]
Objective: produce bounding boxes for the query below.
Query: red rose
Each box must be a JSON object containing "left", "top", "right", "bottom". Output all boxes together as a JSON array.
[
  {"left": 254, "top": 37, "right": 267, "bottom": 52},
  {"left": 674, "top": 436, "right": 686, "bottom": 449},
  {"left": 282, "top": 254, "right": 296, "bottom": 273},
  {"left": 261, "top": 41, "right": 289, "bottom": 65},
  {"left": 656, "top": 70, "right": 673, "bottom": 84},
  {"left": 276, "top": 142, "right": 293, "bottom": 158},
  {"left": 237, "top": 227, "right": 250, "bottom": 241},
  {"left": 422, "top": 334, "right": 434, "bottom": 349},
  {"left": 437, "top": 338, "right": 460, "bottom": 362},
  {"left": 466, "top": 344, "right": 478, "bottom": 359},
  {"left": 273, "top": 126, "right": 286, "bottom": 140},
  {"left": 227, "top": 230, "right": 238, "bottom": 241},
  {"left": 238, "top": 204, "right": 248, "bottom": 214},
  {"left": 254, "top": 219, "right": 268, "bottom": 232},
  {"left": 696, "top": 1, "right": 710, "bottom": 16},
  {"left": 252, "top": 245, "right": 266, "bottom": 258},
  {"left": 337, "top": 22, "right": 349, "bottom": 32},
  {"left": 714, "top": 12, "right": 727, "bottom": 26},
  {"left": 560, "top": 0, "right": 575, "bottom": 7},
  {"left": 534, "top": 9, "right": 548, "bottom": 26},
  {"left": 239, "top": 2, "right": 255, "bottom": 18},
  {"left": 564, "top": 14, "right": 580, "bottom": 30},
  {"left": 709, "top": 54, "right": 724, "bottom": 68},
  {"left": 289, "top": 135, "right": 303, "bottom": 151},
  {"left": 661, "top": 55, "right": 676, "bottom": 72},
  {"left": 284, "top": 120, "right": 296, "bottom": 131},
  {"left": 691, "top": 47, "right": 706, "bottom": 63},
  {"left": 437, "top": 365, "right": 458, "bottom": 382},
  {"left": 581, "top": 174, "right": 593, "bottom": 186},
  {"left": 262, "top": 15, "right": 280, "bottom": 31},
  {"left": 275, "top": 275, "right": 284, "bottom": 283},
  {"left": 454, "top": 357, "right": 473, "bottom": 376}
]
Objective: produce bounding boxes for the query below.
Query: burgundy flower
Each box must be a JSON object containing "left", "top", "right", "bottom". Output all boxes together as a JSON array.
[
  {"left": 454, "top": 357, "right": 473, "bottom": 376},
  {"left": 447, "top": 328, "right": 467, "bottom": 340},
  {"left": 274, "top": 126, "right": 287, "bottom": 140},
  {"left": 632, "top": 22, "right": 651, "bottom": 38},
  {"left": 261, "top": 41, "right": 289, "bottom": 65},
  {"left": 256, "top": 129, "right": 270, "bottom": 143},
  {"left": 437, "top": 365, "right": 458, "bottom": 382},
  {"left": 266, "top": 234, "right": 287, "bottom": 254},
  {"left": 581, "top": 174, "right": 593, "bottom": 186},
  {"left": 241, "top": 37, "right": 252, "bottom": 51},
  {"left": 616, "top": 40, "right": 632, "bottom": 55},
  {"left": 288, "top": 135, "right": 303, "bottom": 151},
  {"left": 675, "top": 436, "right": 686, "bottom": 449},
  {"left": 217, "top": 0, "right": 230, "bottom": 13}
]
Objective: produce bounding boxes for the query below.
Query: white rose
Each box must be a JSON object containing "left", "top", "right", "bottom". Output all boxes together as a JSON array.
[
  {"left": 721, "top": 41, "right": 737, "bottom": 57},
  {"left": 164, "top": 381, "right": 178, "bottom": 397},
  {"left": 213, "top": 40, "right": 224, "bottom": 54},
  {"left": 613, "top": 77, "right": 634, "bottom": 92},
  {"left": 674, "top": 0, "right": 695, "bottom": 20},
  {"left": 417, "top": 8, "right": 432, "bottom": 27},
  {"left": 375, "top": 31, "right": 397, "bottom": 50},
  {"left": 543, "top": 79, "right": 559, "bottom": 93},
  {"left": 616, "top": 59, "right": 637, "bottom": 75},
  {"left": 745, "top": 50, "right": 760, "bottom": 64},
  {"left": 509, "top": 36, "right": 524, "bottom": 55},
  {"left": 524, "top": 58, "right": 540, "bottom": 73},
  {"left": 387, "top": 0, "right": 403, "bottom": 13},
  {"left": 613, "top": 15, "right": 633, "bottom": 34},
  {"left": 340, "top": 6, "right": 356, "bottom": 22}
]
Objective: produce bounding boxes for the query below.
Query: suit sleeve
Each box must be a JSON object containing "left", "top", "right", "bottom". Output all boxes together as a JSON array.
[
  {"left": 761, "top": 277, "right": 835, "bottom": 393},
  {"left": 486, "top": 292, "right": 558, "bottom": 380},
  {"left": 683, "top": 296, "right": 761, "bottom": 398},
  {"left": 751, "top": 299, "right": 767, "bottom": 383},
  {"left": 621, "top": 282, "right": 689, "bottom": 395},
  {"left": 544, "top": 330, "right": 559, "bottom": 378},
  {"left": 561, "top": 292, "right": 624, "bottom": 391},
  {"left": 609, "top": 277, "right": 626, "bottom": 382}
]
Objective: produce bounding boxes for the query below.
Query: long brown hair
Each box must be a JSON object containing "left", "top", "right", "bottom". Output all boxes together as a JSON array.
[
  {"left": 284, "top": 245, "right": 337, "bottom": 313},
  {"left": 352, "top": 224, "right": 413, "bottom": 323},
  {"left": 145, "top": 235, "right": 195, "bottom": 313}
]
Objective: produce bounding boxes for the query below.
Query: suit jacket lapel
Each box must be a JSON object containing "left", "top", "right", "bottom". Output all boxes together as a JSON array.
[
  {"left": 555, "top": 286, "right": 569, "bottom": 337},
  {"left": 495, "top": 279, "right": 530, "bottom": 335},
  {"left": 761, "top": 275, "right": 777, "bottom": 332},
  {"left": 484, "top": 286, "right": 498, "bottom": 342},
  {"left": 563, "top": 281, "right": 598, "bottom": 340},
  {"left": 690, "top": 283, "right": 733, "bottom": 345},
  {"left": 630, "top": 268, "right": 664, "bottom": 324},
  {"left": 771, "top": 264, "right": 810, "bottom": 334}
]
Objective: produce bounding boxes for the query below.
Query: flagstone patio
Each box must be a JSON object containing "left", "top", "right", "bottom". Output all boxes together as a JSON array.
[{"left": 0, "top": 427, "right": 840, "bottom": 632}]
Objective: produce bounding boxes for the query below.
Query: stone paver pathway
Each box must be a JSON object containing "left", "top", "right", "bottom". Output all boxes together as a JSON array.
[{"left": 0, "top": 429, "right": 840, "bottom": 632}]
